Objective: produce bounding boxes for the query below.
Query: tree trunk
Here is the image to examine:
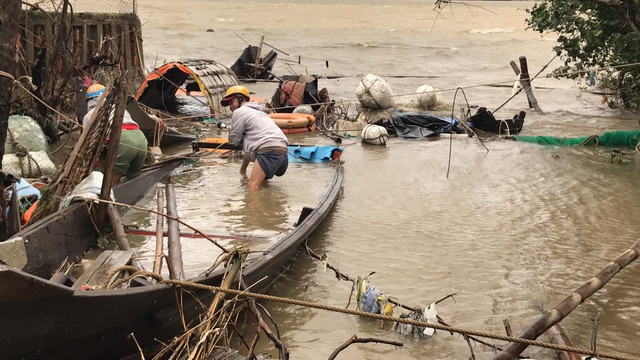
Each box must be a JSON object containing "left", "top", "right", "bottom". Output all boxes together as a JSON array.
[{"left": 0, "top": 0, "right": 21, "bottom": 241}]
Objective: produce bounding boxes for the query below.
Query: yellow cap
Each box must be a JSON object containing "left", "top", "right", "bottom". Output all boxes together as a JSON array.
[{"left": 221, "top": 85, "right": 250, "bottom": 106}]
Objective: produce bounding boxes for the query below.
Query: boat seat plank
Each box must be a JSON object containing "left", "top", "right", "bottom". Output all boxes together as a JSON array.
[
  {"left": 0, "top": 237, "right": 27, "bottom": 269},
  {"left": 72, "top": 250, "right": 134, "bottom": 290}
]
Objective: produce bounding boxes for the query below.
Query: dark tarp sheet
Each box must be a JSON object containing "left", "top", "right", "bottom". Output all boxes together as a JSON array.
[
  {"left": 230, "top": 45, "right": 277, "bottom": 80},
  {"left": 384, "top": 110, "right": 463, "bottom": 139},
  {"left": 468, "top": 107, "right": 525, "bottom": 135}
]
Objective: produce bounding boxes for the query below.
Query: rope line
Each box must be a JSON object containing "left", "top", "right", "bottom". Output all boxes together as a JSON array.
[{"left": 98, "top": 268, "right": 638, "bottom": 360}]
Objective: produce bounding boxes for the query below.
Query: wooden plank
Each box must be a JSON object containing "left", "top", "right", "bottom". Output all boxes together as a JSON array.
[
  {"left": 82, "top": 23, "right": 88, "bottom": 65},
  {"left": 97, "top": 23, "right": 103, "bottom": 58},
  {"left": 124, "top": 23, "right": 132, "bottom": 71},
  {"left": 46, "top": 23, "right": 54, "bottom": 69},
  {"left": 0, "top": 237, "right": 27, "bottom": 269},
  {"left": 111, "top": 21, "right": 118, "bottom": 66},
  {"left": 135, "top": 24, "right": 145, "bottom": 72},
  {"left": 26, "top": 26, "right": 35, "bottom": 67},
  {"left": 7, "top": 184, "right": 21, "bottom": 237},
  {"left": 72, "top": 250, "right": 134, "bottom": 290},
  {"left": 509, "top": 60, "right": 520, "bottom": 76}
]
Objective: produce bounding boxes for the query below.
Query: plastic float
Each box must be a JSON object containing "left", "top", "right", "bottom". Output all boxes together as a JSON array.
[{"left": 268, "top": 113, "right": 316, "bottom": 134}]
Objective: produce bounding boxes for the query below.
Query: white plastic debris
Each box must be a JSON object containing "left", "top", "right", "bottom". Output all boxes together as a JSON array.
[
  {"left": 59, "top": 171, "right": 114, "bottom": 210},
  {"left": 422, "top": 303, "right": 438, "bottom": 336}
]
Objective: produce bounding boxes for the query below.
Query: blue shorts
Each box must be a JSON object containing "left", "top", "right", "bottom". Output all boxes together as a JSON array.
[{"left": 256, "top": 152, "right": 288, "bottom": 179}]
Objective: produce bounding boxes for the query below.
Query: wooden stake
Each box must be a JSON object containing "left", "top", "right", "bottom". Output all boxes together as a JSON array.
[
  {"left": 252, "top": 35, "right": 265, "bottom": 79},
  {"left": 153, "top": 187, "right": 164, "bottom": 275},
  {"left": 165, "top": 181, "right": 184, "bottom": 280},
  {"left": 519, "top": 56, "right": 534, "bottom": 109},
  {"left": 590, "top": 313, "right": 600, "bottom": 356},
  {"left": 545, "top": 324, "right": 582, "bottom": 360},
  {"left": 513, "top": 56, "right": 545, "bottom": 115}
]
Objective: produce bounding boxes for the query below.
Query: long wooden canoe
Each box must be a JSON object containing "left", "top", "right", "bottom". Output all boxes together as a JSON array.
[{"left": 0, "top": 159, "right": 344, "bottom": 360}]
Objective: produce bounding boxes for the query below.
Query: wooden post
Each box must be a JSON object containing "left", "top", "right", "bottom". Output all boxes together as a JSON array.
[
  {"left": 95, "top": 81, "right": 127, "bottom": 229},
  {"left": 513, "top": 56, "right": 545, "bottom": 115},
  {"left": 519, "top": 57, "right": 533, "bottom": 109},
  {"left": 165, "top": 181, "right": 184, "bottom": 280},
  {"left": 252, "top": 35, "right": 265, "bottom": 79},
  {"left": 153, "top": 188, "right": 164, "bottom": 275},
  {"left": 0, "top": 0, "right": 21, "bottom": 241}
]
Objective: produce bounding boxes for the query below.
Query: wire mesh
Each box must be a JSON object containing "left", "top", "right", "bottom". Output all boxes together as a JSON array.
[{"left": 23, "top": 0, "right": 136, "bottom": 14}]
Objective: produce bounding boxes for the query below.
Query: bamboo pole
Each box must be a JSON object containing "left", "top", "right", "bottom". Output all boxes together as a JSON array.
[
  {"left": 153, "top": 187, "right": 164, "bottom": 275},
  {"left": 192, "top": 250, "right": 244, "bottom": 358},
  {"left": 106, "top": 203, "right": 131, "bottom": 251},
  {"left": 165, "top": 181, "right": 184, "bottom": 280},
  {"left": 106, "top": 203, "right": 144, "bottom": 270},
  {"left": 90, "top": 198, "right": 230, "bottom": 253},
  {"left": 492, "top": 240, "right": 640, "bottom": 360},
  {"left": 95, "top": 79, "right": 127, "bottom": 229}
]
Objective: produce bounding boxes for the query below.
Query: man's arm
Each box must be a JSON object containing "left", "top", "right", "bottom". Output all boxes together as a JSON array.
[
  {"left": 229, "top": 112, "right": 245, "bottom": 148},
  {"left": 239, "top": 155, "right": 250, "bottom": 175}
]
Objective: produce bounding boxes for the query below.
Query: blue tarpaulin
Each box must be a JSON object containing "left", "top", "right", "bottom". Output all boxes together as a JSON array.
[{"left": 288, "top": 145, "right": 343, "bottom": 163}]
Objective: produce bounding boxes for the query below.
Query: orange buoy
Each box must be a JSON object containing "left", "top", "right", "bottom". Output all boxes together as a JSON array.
[
  {"left": 268, "top": 113, "right": 316, "bottom": 132},
  {"left": 281, "top": 124, "right": 317, "bottom": 134}
]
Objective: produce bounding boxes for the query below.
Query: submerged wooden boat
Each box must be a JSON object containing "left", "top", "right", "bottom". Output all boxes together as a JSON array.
[
  {"left": 0, "top": 156, "right": 344, "bottom": 359},
  {"left": 126, "top": 96, "right": 197, "bottom": 148}
]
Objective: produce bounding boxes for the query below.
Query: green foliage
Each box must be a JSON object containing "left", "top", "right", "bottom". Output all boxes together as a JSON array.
[{"left": 527, "top": 0, "right": 640, "bottom": 110}]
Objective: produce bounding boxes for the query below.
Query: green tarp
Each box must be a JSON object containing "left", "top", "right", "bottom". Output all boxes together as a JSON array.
[{"left": 514, "top": 130, "right": 640, "bottom": 148}]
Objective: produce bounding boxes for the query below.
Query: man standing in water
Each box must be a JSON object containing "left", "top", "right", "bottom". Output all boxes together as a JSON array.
[{"left": 221, "top": 85, "right": 289, "bottom": 190}]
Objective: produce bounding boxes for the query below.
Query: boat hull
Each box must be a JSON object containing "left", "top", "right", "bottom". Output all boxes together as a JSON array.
[{"left": 0, "top": 164, "right": 344, "bottom": 360}]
